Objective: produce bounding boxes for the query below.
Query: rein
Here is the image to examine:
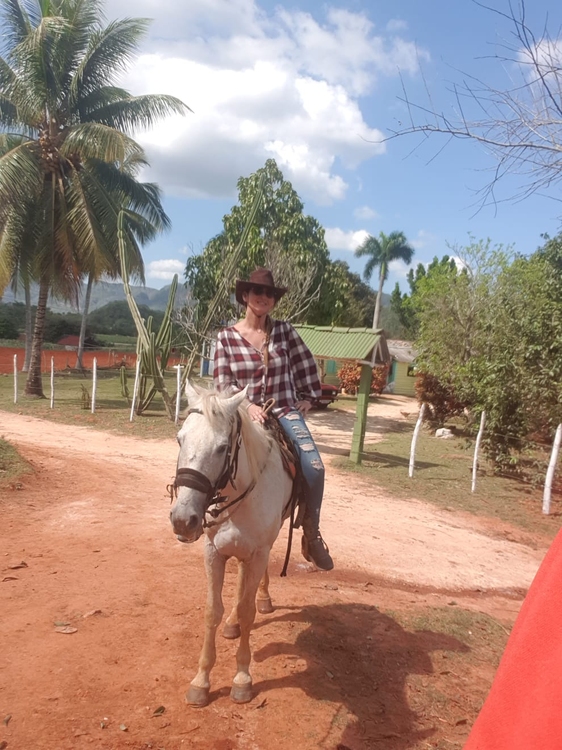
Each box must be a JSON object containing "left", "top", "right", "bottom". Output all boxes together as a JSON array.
[{"left": 169, "top": 407, "right": 269, "bottom": 528}]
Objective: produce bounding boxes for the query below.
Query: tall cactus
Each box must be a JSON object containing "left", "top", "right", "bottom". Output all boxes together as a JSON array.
[{"left": 118, "top": 211, "right": 177, "bottom": 418}]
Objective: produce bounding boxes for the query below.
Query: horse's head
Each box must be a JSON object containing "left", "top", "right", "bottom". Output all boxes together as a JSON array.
[{"left": 170, "top": 381, "right": 247, "bottom": 543}]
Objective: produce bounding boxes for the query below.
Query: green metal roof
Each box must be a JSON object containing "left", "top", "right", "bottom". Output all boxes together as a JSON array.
[{"left": 294, "top": 325, "right": 389, "bottom": 363}]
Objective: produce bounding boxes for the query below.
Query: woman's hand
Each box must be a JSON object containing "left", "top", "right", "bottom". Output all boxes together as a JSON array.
[
  {"left": 295, "top": 400, "right": 312, "bottom": 416},
  {"left": 247, "top": 403, "right": 265, "bottom": 423}
]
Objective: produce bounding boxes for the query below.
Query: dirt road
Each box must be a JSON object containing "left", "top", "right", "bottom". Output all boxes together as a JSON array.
[{"left": 0, "top": 401, "right": 548, "bottom": 750}]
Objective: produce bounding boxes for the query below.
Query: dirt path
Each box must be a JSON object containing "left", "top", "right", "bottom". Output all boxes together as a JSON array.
[{"left": 0, "top": 402, "right": 549, "bottom": 750}]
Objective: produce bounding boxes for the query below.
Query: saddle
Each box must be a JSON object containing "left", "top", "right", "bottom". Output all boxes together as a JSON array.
[{"left": 262, "top": 410, "right": 306, "bottom": 531}]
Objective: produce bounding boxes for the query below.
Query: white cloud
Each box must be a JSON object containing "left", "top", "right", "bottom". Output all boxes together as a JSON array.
[
  {"left": 146, "top": 259, "right": 185, "bottom": 281},
  {"left": 388, "top": 258, "right": 412, "bottom": 278},
  {"left": 410, "top": 229, "right": 436, "bottom": 250},
  {"left": 354, "top": 205, "right": 378, "bottom": 220},
  {"left": 104, "top": 0, "right": 428, "bottom": 204},
  {"left": 387, "top": 19, "right": 408, "bottom": 33},
  {"left": 325, "top": 227, "right": 370, "bottom": 252}
]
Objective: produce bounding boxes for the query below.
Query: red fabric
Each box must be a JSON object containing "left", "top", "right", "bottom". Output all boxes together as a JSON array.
[{"left": 464, "top": 528, "right": 562, "bottom": 749}]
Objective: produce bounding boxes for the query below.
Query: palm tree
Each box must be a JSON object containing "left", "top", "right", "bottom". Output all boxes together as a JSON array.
[
  {"left": 74, "top": 150, "right": 156, "bottom": 370},
  {"left": 354, "top": 230, "right": 414, "bottom": 330},
  {"left": 0, "top": 0, "right": 188, "bottom": 396}
]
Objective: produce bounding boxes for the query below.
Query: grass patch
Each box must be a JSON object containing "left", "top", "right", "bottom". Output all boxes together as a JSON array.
[
  {"left": 334, "top": 428, "right": 560, "bottom": 539},
  {"left": 395, "top": 606, "right": 509, "bottom": 747},
  {"left": 94, "top": 333, "right": 137, "bottom": 348},
  {"left": 0, "top": 437, "right": 31, "bottom": 487},
  {"left": 0, "top": 369, "right": 198, "bottom": 440},
  {"left": 393, "top": 606, "right": 509, "bottom": 655}
]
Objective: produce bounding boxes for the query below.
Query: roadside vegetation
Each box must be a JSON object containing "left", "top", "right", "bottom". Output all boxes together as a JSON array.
[
  {"left": 0, "top": 436, "right": 31, "bottom": 488},
  {"left": 391, "top": 235, "right": 562, "bottom": 478},
  {"left": 0, "top": 369, "right": 185, "bottom": 440}
]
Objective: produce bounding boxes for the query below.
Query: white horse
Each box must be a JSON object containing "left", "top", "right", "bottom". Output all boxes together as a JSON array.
[{"left": 169, "top": 381, "right": 294, "bottom": 707}]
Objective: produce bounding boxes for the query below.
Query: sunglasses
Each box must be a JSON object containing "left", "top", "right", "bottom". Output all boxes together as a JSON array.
[{"left": 250, "top": 285, "right": 275, "bottom": 298}]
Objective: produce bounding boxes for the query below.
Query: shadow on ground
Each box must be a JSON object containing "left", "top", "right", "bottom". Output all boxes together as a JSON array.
[{"left": 250, "top": 602, "right": 469, "bottom": 749}]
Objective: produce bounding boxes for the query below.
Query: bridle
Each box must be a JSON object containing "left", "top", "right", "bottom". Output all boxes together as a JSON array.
[{"left": 168, "top": 408, "right": 261, "bottom": 527}]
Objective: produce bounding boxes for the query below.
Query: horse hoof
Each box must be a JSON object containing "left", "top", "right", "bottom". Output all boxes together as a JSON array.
[
  {"left": 223, "top": 622, "right": 241, "bottom": 640},
  {"left": 186, "top": 685, "right": 210, "bottom": 707},
  {"left": 257, "top": 597, "right": 274, "bottom": 615},
  {"left": 230, "top": 683, "right": 253, "bottom": 704}
]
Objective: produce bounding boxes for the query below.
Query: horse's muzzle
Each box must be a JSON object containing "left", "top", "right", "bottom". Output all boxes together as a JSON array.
[
  {"left": 170, "top": 509, "right": 203, "bottom": 543},
  {"left": 176, "top": 533, "right": 200, "bottom": 544}
]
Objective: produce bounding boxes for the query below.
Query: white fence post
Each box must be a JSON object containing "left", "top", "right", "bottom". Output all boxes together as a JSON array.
[
  {"left": 50, "top": 356, "right": 55, "bottom": 409},
  {"left": 543, "top": 424, "right": 562, "bottom": 515},
  {"left": 409, "top": 403, "right": 426, "bottom": 478},
  {"left": 471, "top": 411, "right": 486, "bottom": 493},
  {"left": 130, "top": 357, "right": 141, "bottom": 422},
  {"left": 174, "top": 365, "right": 183, "bottom": 425},
  {"left": 91, "top": 357, "right": 97, "bottom": 414},
  {"left": 13, "top": 354, "right": 17, "bottom": 404}
]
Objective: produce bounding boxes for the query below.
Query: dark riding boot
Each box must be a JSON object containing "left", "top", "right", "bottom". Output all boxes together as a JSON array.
[{"left": 302, "top": 517, "right": 334, "bottom": 571}]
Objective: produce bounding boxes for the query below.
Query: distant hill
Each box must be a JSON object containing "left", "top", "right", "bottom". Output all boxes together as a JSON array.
[{"left": 1, "top": 280, "right": 187, "bottom": 313}]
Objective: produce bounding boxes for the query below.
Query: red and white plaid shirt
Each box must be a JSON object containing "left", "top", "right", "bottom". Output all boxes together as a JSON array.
[{"left": 213, "top": 320, "right": 321, "bottom": 416}]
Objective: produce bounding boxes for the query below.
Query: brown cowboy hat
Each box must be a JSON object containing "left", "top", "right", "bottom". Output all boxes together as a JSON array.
[{"left": 235, "top": 267, "right": 287, "bottom": 305}]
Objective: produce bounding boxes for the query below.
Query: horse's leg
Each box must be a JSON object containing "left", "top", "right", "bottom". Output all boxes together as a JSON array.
[
  {"left": 230, "top": 549, "right": 270, "bottom": 704},
  {"left": 223, "top": 561, "right": 243, "bottom": 640},
  {"left": 186, "top": 541, "right": 226, "bottom": 707},
  {"left": 223, "top": 563, "right": 273, "bottom": 638},
  {"left": 256, "top": 566, "right": 274, "bottom": 614}
]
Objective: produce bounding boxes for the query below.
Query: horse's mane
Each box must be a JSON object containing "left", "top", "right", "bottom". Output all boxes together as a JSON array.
[{"left": 196, "top": 389, "right": 275, "bottom": 483}]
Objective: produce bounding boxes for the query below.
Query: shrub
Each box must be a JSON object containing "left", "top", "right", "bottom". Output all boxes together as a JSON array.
[
  {"left": 337, "top": 363, "right": 389, "bottom": 396},
  {"left": 0, "top": 316, "right": 19, "bottom": 340},
  {"left": 415, "top": 371, "right": 468, "bottom": 425}
]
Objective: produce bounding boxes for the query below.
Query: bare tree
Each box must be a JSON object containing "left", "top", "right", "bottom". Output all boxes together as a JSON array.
[
  {"left": 383, "top": 1, "right": 562, "bottom": 210},
  {"left": 263, "top": 241, "right": 321, "bottom": 322}
]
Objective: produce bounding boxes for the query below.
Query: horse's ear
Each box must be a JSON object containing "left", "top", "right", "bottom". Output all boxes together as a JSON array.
[
  {"left": 225, "top": 386, "right": 248, "bottom": 412},
  {"left": 185, "top": 379, "right": 204, "bottom": 404}
]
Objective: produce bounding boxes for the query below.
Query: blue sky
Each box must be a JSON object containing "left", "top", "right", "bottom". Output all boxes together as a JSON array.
[{"left": 105, "top": 0, "right": 562, "bottom": 292}]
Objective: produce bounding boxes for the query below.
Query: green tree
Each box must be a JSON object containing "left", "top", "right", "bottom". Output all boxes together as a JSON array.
[
  {"left": 0, "top": 0, "right": 187, "bottom": 397},
  {"left": 411, "top": 237, "right": 562, "bottom": 470},
  {"left": 185, "top": 159, "right": 330, "bottom": 326},
  {"left": 462, "top": 247, "right": 562, "bottom": 467},
  {"left": 309, "top": 259, "right": 377, "bottom": 327},
  {"left": 414, "top": 240, "right": 508, "bottom": 383},
  {"left": 0, "top": 308, "right": 18, "bottom": 339},
  {"left": 390, "top": 255, "right": 459, "bottom": 339},
  {"left": 354, "top": 230, "right": 414, "bottom": 329}
]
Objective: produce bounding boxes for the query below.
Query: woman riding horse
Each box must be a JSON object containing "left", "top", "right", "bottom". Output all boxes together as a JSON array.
[{"left": 213, "top": 267, "right": 334, "bottom": 571}]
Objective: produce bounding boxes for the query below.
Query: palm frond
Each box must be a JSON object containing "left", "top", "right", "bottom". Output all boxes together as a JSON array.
[
  {"left": 0, "top": 96, "right": 21, "bottom": 128},
  {"left": 0, "top": 210, "right": 24, "bottom": 289},
  {"left": 52, "top": 0, "right": 105, "bottom": 107},
  {"left": 11, "top": 15, "right": 70, "bottom": 114},
  {"left": 84, "top": 93, "right": 190, "bottom": 132},
  {"left": 120, "top": 206, "right": 160, "bottom": 244},
  {"left": 76, "top": 85, "right": 130, "bottom": 118},
  {"left": 0, "top": 53, "right": 17, "bottom": 91},
  {"left": 60, "top": 121, "right": 146, "bottom": 164},
  {"left": 86, "top": 158, "right": 171, "bottom": 232},
  {"left": 0, "top": 140, "right": 41, "bottom": 208},
  {"left": 121, "top": 150, "right": 149, "bottom": 177},
  {"left": 0, "top": 0, "right": 32, "bottom": 55},
  {"left": 68, "top": 164, "right": 157, "bottom": 278},
  {"left": 70, "top": 17, "right": 151, "bottom": 101},
  {"left": 31, "top": 172, "right": 81, "bottom": 301},
  {"left": 66, "top": 168, "right": 119, "bottom": 277}
]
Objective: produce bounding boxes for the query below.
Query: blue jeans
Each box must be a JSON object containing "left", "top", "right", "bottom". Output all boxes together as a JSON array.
[{"left": 279, "top": 410, "right": 325, "bottom": 531}]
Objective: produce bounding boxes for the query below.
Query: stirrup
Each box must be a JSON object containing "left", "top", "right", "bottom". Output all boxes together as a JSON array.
[{"left": 301, "top": 534, "right": 334, "bottom": 571}]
